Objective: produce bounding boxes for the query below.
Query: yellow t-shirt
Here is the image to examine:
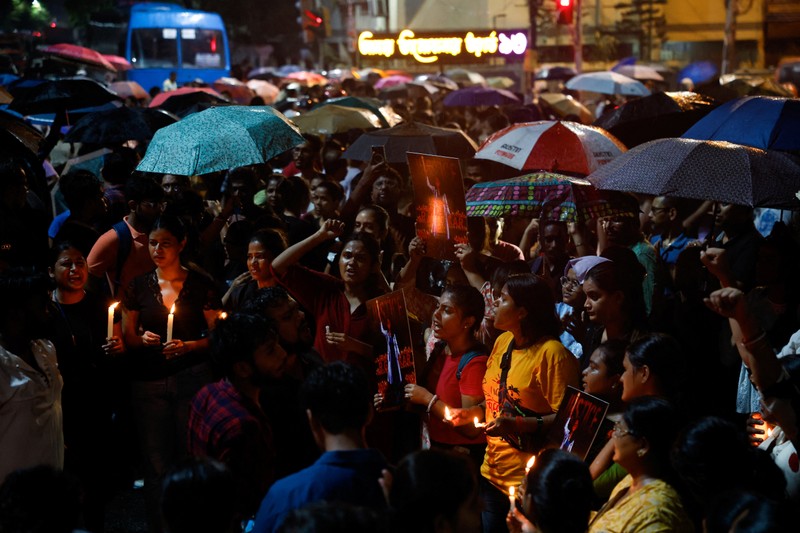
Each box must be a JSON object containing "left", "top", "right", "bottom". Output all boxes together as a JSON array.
[
  {"left": 589, "top": 475, "right": 694, "bottom": 533},
  {"left": 480, "top": 332, "right": 579, "bottom": 492}
]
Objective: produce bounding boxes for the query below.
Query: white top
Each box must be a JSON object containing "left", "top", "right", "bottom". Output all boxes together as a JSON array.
[{"left": 0, "top": 340, "right": 64, "bottom": 483}]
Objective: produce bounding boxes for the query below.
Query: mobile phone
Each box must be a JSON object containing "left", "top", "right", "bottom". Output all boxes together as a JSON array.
[{"left": 371, "top": 145, "right": 386, "bottom": 165}]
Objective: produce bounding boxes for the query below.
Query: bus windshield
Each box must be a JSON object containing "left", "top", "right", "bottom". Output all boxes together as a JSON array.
[
  {"left": 180, "top": 28, "right": 224, "bottom": 68},
  {"left": 130, "top": 28, "right": 178, "bottom": 68}
]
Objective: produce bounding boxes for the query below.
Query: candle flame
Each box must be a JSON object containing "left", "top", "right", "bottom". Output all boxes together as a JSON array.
[
  {"left": 509, "top": 486, "right": 515, "bottom": 498},
  {"left": 169, "top": 303, "right": 176, "bottom": 314},
  {"left": 767, "top": 427, "right": 774, "bottom": 438},
  {"left": 444, "top": 406, "right": 452, "bottom": 421},
  {"left": 219, "top": 311, "right": 228, "bottom": 320},
  {"left": 109, "top": 301, "right": 119, "bottom": 311},
  {"left": 473, "top": 417, "right": 486, "bottom": 428},
  {"left": 525, "top": 455, "right": 536, "bottom": 474}
]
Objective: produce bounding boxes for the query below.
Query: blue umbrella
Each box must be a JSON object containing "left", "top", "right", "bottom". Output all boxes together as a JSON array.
[
  {"left": 0, "top": 73, "right": 19, "bottom": 87},
  {"left": 678, "top": 61, "right": 718, "bottom": 85},
  {"left": 682, "top": 96, "right": 800, "bottom": 151},
  {"left": 137, "top": 106, "right": 303, "bottom": 176},
  {"left": 443, "top": 86, "right": 520, "bottom": 107}
]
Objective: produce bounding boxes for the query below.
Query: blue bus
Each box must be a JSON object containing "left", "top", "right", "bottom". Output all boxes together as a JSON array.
[{"left": 125, "top": 3, "right": 230, "bottom": 92}]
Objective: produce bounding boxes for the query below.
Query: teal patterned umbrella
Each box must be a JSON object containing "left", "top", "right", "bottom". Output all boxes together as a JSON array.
[
  {"left": 465, "top": 172, "right": 638, "bottom": 222},
  {"left": 137, "top": 106, "right": 303, "bottom": 176}
]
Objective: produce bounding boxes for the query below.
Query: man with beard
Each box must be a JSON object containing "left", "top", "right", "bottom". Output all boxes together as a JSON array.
[
  {"left": 243, "top": 287, "right": 324, "bottom": 478},
  {"left": 187, "top": 313, "right": 288, "bottom": 522}
]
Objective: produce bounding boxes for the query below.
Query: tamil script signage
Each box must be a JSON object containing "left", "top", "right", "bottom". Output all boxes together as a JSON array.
[{"left": 357, "top": 29, "right": 528, "bottom": 64}]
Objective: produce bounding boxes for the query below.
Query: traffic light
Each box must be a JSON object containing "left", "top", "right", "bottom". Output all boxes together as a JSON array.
[{"left": 556, "top": 0, "right": 573, "bottom": 25}]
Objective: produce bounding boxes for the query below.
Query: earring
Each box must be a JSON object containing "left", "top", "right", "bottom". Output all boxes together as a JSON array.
[{"left": 637, "top": 449, "right": 646, "bottom": 457}]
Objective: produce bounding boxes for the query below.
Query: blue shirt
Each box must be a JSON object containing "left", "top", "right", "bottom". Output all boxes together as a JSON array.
[
  {"left": 252, "top": 449, "right": 388, "bottom": 533},
  {"left": 649, "top": 233, "right": 691, "bottom": 267}
]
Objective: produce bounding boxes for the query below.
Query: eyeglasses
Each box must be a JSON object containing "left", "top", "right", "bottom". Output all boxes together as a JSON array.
[
  {"left": 612, "top": 423, "right": 636, "bottom": 439},
  {"left": 650, "top": 207, "right": 668, "bottom": 214},
  {"left": 560, "top": 276, "right": 580, "bottom": 290}
]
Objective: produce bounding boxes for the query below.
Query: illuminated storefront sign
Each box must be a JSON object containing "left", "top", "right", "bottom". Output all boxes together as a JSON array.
[{"left": 358, "top": 29, "right": 528, "bottom": 63}]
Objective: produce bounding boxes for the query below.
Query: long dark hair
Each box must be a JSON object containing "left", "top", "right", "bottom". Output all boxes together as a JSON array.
[
  {"left": 626, "top": 333, "right": 686, "bottom": 403},
  {"left": 504, "top": 274, "right": 561, "bottom": 342},
  {"left": 584, "top": 248, "right": 647, "bottom": 331},
  {"left": 525, "top": 449, "right": 593, "bottom": 533},
  {"left": 623, "top": 396, "right": 679, "bottom": 478}
]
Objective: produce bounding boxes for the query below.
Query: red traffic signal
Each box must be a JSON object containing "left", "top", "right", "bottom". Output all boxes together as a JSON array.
[
  {"left": 303, "top": 10, "right": 323, "bottom": 29},
  {"left": 556, "top": 0, "right": 573, "bottom": 25}
]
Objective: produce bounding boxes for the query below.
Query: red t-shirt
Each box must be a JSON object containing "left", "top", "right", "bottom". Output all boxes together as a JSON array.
[{"left": 428, "top": 351, "right": 488, "bottom": 446}]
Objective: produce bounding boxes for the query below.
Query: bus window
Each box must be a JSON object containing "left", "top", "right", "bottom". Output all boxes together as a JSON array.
[
  {"left": 181, "top": 29, "right": 224, "bottom": 69},
  {"left": 130, "top": 28, "right": 178, "bottom": 68}
]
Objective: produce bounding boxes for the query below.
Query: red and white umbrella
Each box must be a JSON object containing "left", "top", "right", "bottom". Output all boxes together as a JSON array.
[
  {"left": 103, "top": 54, "right": 132, "bottom": 71},
  {"left": 44, "top": 43, "right": 116, "bottom": 71},
  {"left": 475, "top": 120, "right": 627, "bottom": 176}
]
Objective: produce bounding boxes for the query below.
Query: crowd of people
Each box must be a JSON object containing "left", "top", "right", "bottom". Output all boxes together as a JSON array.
[{"left": 1, "top": 67, "right": 800, "bottom": 533}]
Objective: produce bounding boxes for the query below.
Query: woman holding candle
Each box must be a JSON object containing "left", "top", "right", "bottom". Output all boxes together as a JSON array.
[
  {"left": 47, "top": 240, "right": 124, "bottom": 531},
  {"left": 588, "top": 397, "right": 692, "bottom": 533},
  {"left": 121, "top": 214, "right": 221, "bottom": 532},
  {"left": 479, "top": 273, "right": 580, "bottom": 533},
  {"left": 377, "top": 284, "right": 489, "bottom": 468}
]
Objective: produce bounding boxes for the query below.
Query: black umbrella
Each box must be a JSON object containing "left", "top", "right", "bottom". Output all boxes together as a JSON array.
[
  {"left": 0, "top": 109, "right": 43, "bottom": 157},
  {"left": 593, "top": 91, "right": 718, "bottom": 148},
  {"left": 64, "top": 106, "right": 179, "bottom": 144},
  {"left": 156, "top": 91, "right": 230, "bottom": 118},
  {"left": 8, "top": 77, "right": 120, "bottom": 115},
  {"left": 586, "top": 138, "right": 800, "bottom": 208},
  {"left": 342, "top": 122, "right": 478, "bottom": 163},
  {"left": 535, "top": 66, "right": 577, "bottom": 81}
]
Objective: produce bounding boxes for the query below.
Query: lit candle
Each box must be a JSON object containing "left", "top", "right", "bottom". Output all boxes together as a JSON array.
[
  {"left": 508, "top": 485, "right": 515, "bottom": 507},
  {"left": 218, "top": 311, "right": 227, "bottom": 320},
  {"left": 525, "top": 455, "right": 536, "bottom": 475},
  {"left": 767, "top": 426, "right": 774, "bottom": 438},
  {"left": 166, "top": 303, "right": 175, "bottom": 343},
  {"left": 474, "top": 417, "right": 486, "bottom": 428},
  {"left": 444, "top": 406, "right": 453, "bottom": 421},
  {"left": 107, "top": 302, "right": 119, "bottom": 339}
]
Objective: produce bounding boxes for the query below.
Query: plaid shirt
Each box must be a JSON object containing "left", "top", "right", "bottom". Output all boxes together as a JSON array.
[{"left": 188, "top": 379, "right": 274, "bottom": 516}]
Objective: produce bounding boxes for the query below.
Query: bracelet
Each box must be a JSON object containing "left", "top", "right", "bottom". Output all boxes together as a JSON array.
[
  {"left": 739, "top": 331, "right": 767, "bottom": 349},
  {"left": 426, "top": 394, "right": 438, "bottom": 414}
]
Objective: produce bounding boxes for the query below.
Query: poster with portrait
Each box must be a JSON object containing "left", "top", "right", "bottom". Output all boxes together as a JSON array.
[
  {"left": 546, "top": 386, "right": 609, "bottom": 460},
  {"left": 367, "top": 289, "right": 417, "bottom": 408},
  {"left": 407, "top": 152, "right": 469, "bottom": 261}
]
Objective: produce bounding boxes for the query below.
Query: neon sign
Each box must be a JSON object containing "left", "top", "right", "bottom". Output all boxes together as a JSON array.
[{"left": 357, "top": 29, "right": 527, "bottom": 63}]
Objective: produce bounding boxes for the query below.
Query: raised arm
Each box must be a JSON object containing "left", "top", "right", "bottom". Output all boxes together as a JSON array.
[{"left": 271, "top": 219, "right": 344, "bottom": 277}]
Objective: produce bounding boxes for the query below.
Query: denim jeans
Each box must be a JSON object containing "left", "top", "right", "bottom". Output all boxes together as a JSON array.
[
  {"left": 131, "top": 363, "right": 211, "bottom": 533},
  {"left": 480, "top": 476, "right": 511, "bottom": 533}
]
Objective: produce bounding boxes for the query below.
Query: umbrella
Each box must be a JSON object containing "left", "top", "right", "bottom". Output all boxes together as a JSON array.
[
  {"left": 443, "top": 86, "right": 520, "bottom": 107},
  {"left": 538, "top": 93, "right": 593, "bottom": 124},
  {"left": 445, "top": 69, "right": 486, "bottom": 87},
  {"left": 585, "top": 138, "right": 800, "bottom": 208},
  {"left": 149, "top": 87, "right": 225, "bottom": 108},
  {"left": 284, "top": 71, "right": 328, "bottom": 86},
  {"left": 291, "top": 105, "right": 382, "bottom": 135},
  {"left": 465, "top": 171, "right": 639, "bottom": 221},
  {"left": 356, "top": 68, "right": 386, "bottom": 79},
  {"left": 150, "top": 87, "right": 229, "bottom": 117},
  {"left": 103, "top": 54, "right": 132, "bottom": 71},
  {"left": 594, "top": 91, "right": 718, "bottom": 148},
  {"left": 487, "top": 76, "right": 516, "bottom": 89},
  {"left": 109, "top": 81, "right": 149, "bottom": 100},
  {"left": 7, "top": 77, "right": 120, "bottom": 115},
  {"left": 0, "top": 73, "right": 20, "bottom": 87},
  {"left": 414, "top": 74, "right": 459, "bottom": 91},
  {"left": 64, "top": 106, "right": 179, "bottom": 144},
  {"left": 612, "top": 65, "right": 664, "bottom": 82},
  {"left": 0, "top": 109, "right": 43, "bottom": 157},
  {"left": 722, "top": 77, "right": 794, "bottom": 98},
  {"left": 212, "top": 77, "right": 255, "bottom": 104},
  {"left": 535, "top": 66, "right": 577, "bottom": 81},
  {"left": 246, "top": 79, "right": 280, "bottom": 104},
  {"left": 248, "top": 66, "right": 278, "bottom": 80},
  {"left": 43, "top": 43, "right": 116, "bottom": 71},
  {"left": 0, "top": 86, "right": 11, "bottom": 105},
  {"left": 313, "top": 96, "right": 392, "bottom": 127},
  {"left": 678, "top": 61, "right": 718, "bottom": 85},
  {"left": 378, "top": 82, "right": 439, "bottom": 100},
  {"left": 566, "top": 71, "right": 651, "bottom": 96},
  {"left": 137, "top": 106, "right": 304, "bottom": 176},
  {"left": 374, "top": 75, "right": 413, "bottom": 90},
  {"left": 276, "top": 65, "right": 303, "bottom": 77},
  {"left": 342, "top": 122, "right": 478, "bottom": 163},
  {"left": 682, "top": 96, "right": 800, "bottom": 151},
  {"left": 475, "top": 120, "right": 626, "bottom": 175}
]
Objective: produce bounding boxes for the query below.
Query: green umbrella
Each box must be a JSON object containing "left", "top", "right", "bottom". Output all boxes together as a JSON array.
[
  {"left": 137, "top": 106, "right": 303, "bottom": 176},
  {"left": 313, "top": 96, "right": 393, "bottom": 127}
]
